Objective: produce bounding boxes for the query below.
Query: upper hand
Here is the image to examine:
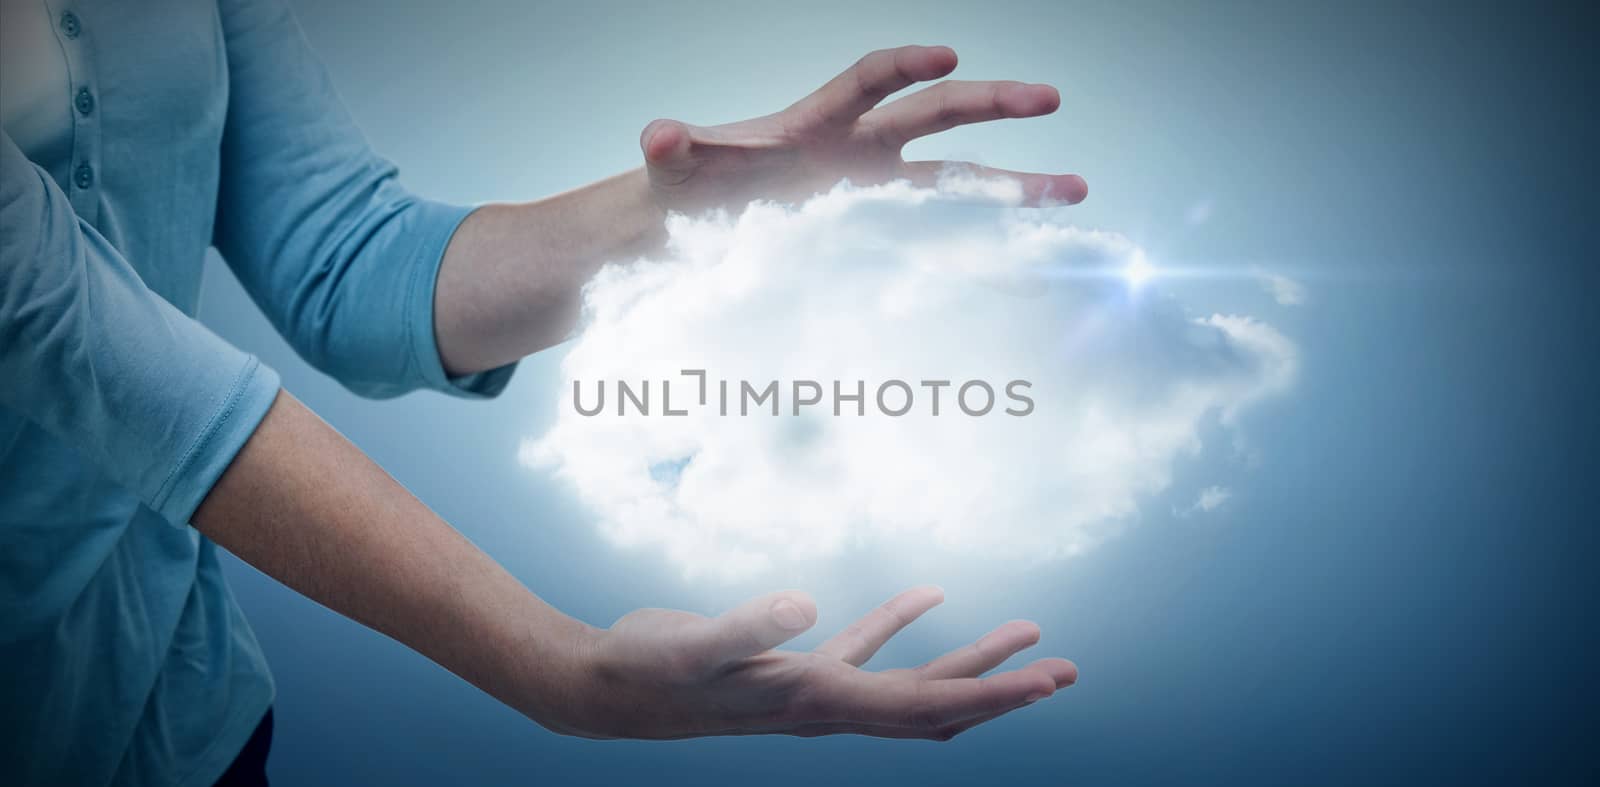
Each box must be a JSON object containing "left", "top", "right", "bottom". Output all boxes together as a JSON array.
[
  {"left": 641, "top": 45, "right": 1088, "bottom": 213},
  {"left": 550, "top": 586, "right": 1077, "bottom": 740}
]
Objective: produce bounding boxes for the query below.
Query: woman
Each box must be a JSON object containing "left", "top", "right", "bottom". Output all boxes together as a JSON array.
[{"left": 0, "top": 1, "right": 1087, "bottom": 784}]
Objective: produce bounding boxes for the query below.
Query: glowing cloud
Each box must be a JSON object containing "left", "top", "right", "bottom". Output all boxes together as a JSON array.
[{"left": 523, "top": 176, "right": 1296, "bottom": 580}]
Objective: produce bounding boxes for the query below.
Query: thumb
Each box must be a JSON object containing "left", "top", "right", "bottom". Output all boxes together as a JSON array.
[
  {"left": 695, "top": 590, "right": 817, "bottom": 666},
  {"left": 640, "top": 118, "right": 693, "bottom": 168}
]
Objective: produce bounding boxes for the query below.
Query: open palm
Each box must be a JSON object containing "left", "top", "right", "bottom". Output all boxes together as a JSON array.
[{"left": 552, "top": 586, "right": 1076, "bottom": 740}]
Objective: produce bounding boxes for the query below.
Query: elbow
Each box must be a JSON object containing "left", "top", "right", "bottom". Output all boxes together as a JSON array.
[
  {"left": 285, "top": 303, "right": 422, "bottom": 401},
  {"left": 264, "top": 193, "right": 470, "bottom": 401},
  {"left": 301, "top": 343, "right": 418, "bottom": 401}
]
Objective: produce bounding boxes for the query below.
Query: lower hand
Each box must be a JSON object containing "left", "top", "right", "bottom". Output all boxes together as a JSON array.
[{"left": 550, "top": 586, "right": 1077, "bottom": 740}]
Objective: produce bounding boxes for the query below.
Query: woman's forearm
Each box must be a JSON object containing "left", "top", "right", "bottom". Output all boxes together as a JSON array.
[
  {"left": 432, "top": 167, "right": 665, "bottom": 376},
  {"left": 193, "top": 389, "right": 598, "bottom": 729}
]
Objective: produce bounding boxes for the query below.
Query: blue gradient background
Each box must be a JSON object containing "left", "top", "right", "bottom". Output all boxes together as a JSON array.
[{"left": 198, "top": 1, "right": 1596, "bottom": 784}]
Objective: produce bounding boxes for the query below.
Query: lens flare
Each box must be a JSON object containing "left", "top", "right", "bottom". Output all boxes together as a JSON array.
[{"left": 1123, "top": 253, "right": 1156, "bottom": 287}]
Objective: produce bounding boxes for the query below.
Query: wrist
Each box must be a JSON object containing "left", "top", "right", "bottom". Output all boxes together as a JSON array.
[
  {"left": 512, "top": 616, "right": 608, "bottom": 736},
  {"left": 612, "top": 166, "right": 669, "bottom": 254}
]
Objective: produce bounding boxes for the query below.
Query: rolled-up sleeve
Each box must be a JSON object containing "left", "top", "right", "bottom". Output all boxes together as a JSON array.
[
  {"left": 0, "top": 133, "right": 280, "bottom": 526},
  {"left": 212, "top": 0, "right": 514, "bottom": 400}
]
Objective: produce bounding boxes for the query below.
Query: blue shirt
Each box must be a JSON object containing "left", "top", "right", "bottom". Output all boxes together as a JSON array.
[{"left": 0, "top": 1, "right": 512, "bottom": 784}]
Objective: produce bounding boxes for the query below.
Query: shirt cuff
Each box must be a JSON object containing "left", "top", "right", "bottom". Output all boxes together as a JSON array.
[
  {"left": 403, "top": 201, "right": 517, "bottom": 399},
  {"left": 152, "top": 356, "right": 282, "bottom": 527}
]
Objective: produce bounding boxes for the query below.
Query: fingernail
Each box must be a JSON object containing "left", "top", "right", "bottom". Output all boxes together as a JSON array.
[
  {"left": 772, "top": 599, "right": 809, "bottom": 630},
  {"left": 1024, "top": 692, "right": 1050, "bottom": 704}
]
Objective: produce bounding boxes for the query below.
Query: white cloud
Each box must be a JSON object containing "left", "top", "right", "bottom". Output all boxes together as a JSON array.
[
  {"left": 524, "top": 176, "right": 1297, "bottom": 581},
  {"left": 1176, "top": 485, "right": 1233, "bottom": 518},
  {"left": 1259, "top": 271, "right": 1307, "bottom": 306}
]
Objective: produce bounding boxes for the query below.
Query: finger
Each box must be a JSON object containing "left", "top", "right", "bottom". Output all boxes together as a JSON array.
[
  {"left": 787, "top": 45, "right": 959, "bottom": 128},
  {"left": 865, "top": 80, "right": 1060, "bottom": 149},
  {"left": 903, "top": 160, "right": 1089, "bottom": 205},
  {"left": 932, "top": 658, "right": 1079, "bottom": 737},
  {"left": 789, "top": 658, "right": 1076, "bottom": 740},
  {"left": 694, "top": 590, "right": 817, "bottom": 666},
  {"left": 913, "top": 620, "right": 1041, "bottom": 679},
  {"left": 1032, "top": 656, "right": 1079, "bottom": 689},
  {"left": 813, "top": 585, "right": 944, "bottom": 667},
  {"left": 817, "top": 665, "right": 1058, "bottom": 731}
]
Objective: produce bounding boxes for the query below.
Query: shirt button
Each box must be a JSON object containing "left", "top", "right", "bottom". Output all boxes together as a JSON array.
[
  {"left": 75, "top": 87, "right": 95, "bottom": 116},
  {"left": 74, "top": 163, "right": 94, "bottom": 190},
  {"left": 59, "top": 11, "right": 82, "bottom": 39}
]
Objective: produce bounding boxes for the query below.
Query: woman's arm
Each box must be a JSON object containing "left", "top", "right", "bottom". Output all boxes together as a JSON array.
[
  {"left": 433, "top": 169, "right": 663, "bottom": 376},
  {"left": 196, "top": 390, "right": 1075, "bottom": 740},
  {"left": 0, "top": 131, "right": 280, "bottom": 533},
  {"left": 214, "top": 0, "right": 508, "bottom": 400},
  {"left": 193, "top": 389, "right": 594, "bottom": 728},
  {"left": 433, "top": 45, "right": 1087, "bottom": 375}
]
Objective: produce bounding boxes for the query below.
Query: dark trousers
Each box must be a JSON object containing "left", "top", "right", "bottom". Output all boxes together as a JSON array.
[{"left": 213, "top": 708, "right": 273, "bottom": 786}]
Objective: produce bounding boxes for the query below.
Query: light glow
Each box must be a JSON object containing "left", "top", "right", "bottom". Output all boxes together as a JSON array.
[
  {"left": 526, "top": 175, "right": 1297, "bottom": 581},
  {"left": 1123, "top": 253, "right": 1156, "bottom": 287}
]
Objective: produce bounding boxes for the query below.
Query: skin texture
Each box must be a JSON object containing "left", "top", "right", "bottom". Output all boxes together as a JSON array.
[{"left": 197, "top": 46, "right": 1084, "bottom": 741}]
